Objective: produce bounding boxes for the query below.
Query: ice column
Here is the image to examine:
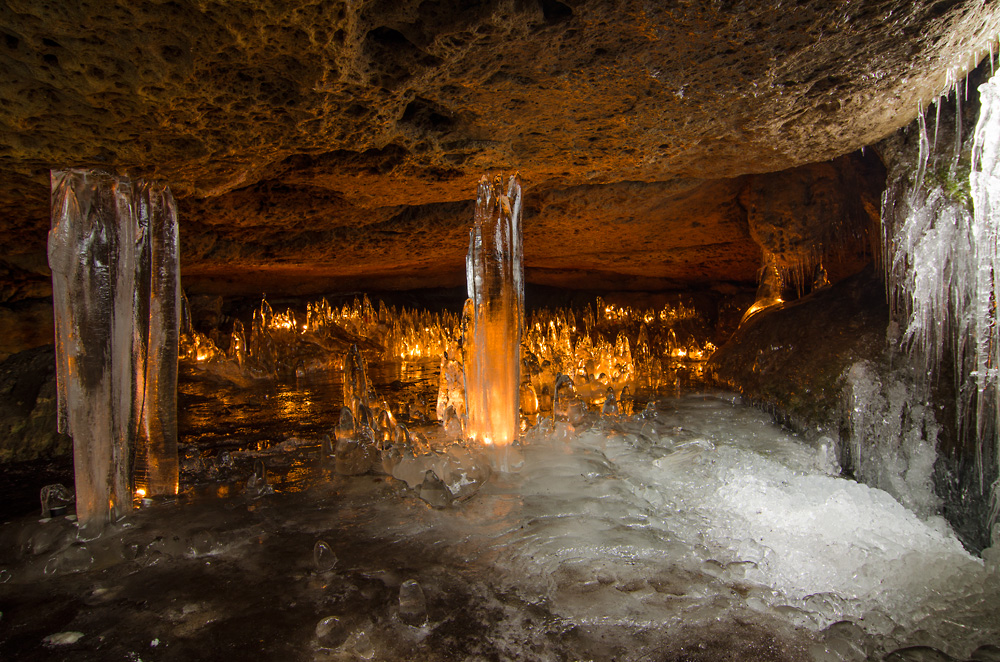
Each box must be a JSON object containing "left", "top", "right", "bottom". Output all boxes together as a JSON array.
[
  {"left": 135, "top": 183, "right": 181, "bottom": 498},
  {"left": 48, "top": 169, "right": 180, "bottom": 538},
  {"left": 49, "top": 170, "right": 134, "bottom": 539},
  {"left": 462, "top": 174, "right": 524, "bottom": 447}
]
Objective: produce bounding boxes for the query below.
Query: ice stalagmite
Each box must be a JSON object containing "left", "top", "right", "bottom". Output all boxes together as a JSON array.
[
  {"left": 48, "top": 169, "right": 180, "bottom": 538},
  {"left": 463, "top": 174, "right": 523, "bottom": 447}
]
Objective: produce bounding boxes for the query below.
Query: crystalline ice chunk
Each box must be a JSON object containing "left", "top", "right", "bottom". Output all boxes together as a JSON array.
[{"left": 419, "top": 470, "right": 453, "bottom": 508}]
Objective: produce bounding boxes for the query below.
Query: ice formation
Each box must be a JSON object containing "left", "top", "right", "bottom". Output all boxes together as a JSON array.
[
  {"left": 740, "top": 250, "right": 786, "bottom": 326},
  {"left": 179, "top": 288, "right": 717, "bottom": 425},
  {"left": 971, "top": 72, "right": 1000, "bottom": 502},
  {"left": 842, "top": 360, "right": 940, "bottom": 517},
  {"left": 48, "top": 169, "right": 180, "bottom": 538},
  {"left": 462, "top": 173, "right": 524, "bottom": 447},
  {"left": 134, "top": 183, "right": 181, "bottom": 499},
  {"left": 880, "top": 68, "right": 1000, "bottom": 523}
]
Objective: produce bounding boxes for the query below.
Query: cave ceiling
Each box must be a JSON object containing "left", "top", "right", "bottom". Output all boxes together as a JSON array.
[{"left": 0, "top": 0, "right": 998, "bottom": 297}]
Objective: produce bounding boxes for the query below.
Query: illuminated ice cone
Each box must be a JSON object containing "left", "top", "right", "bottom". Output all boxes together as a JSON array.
[
  {"left": 343, "top": 344, "right": 370, "bottom": 419},
  {"left": 462, "top": 174, "right": 524, "bottom": 448}
]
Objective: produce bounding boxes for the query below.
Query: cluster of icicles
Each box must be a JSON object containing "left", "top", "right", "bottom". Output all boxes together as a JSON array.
[{"left": 880, "top": 64, "right": 1000, "bottom": 519}]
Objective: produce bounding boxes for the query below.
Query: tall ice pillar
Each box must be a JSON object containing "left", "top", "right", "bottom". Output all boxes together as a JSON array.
[
  {"left": 48, "top": 169, "right": 180, "bottom": 538},
  {"left": 462, "top": 173, "right": 524, "bottom": 447}
]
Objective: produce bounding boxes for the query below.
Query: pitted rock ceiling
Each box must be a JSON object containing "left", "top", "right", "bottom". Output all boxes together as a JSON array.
[{"left": 0, "top": 0, "right": 998, "bottom": 296}]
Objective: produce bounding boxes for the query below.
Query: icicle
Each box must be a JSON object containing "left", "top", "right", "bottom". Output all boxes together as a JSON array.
[
  {"left": 880, "top": 66, "right": 1000, "bottom": 528},
  {"left": 970, "top": 71, "right": 1000, "bottom": 509}
]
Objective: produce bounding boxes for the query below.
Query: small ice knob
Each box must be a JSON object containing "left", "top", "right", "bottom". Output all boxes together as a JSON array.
[
  {"left": 40, "top": 484, "right": 73, "bottom": 518},
  {"left": 418, "top": 471, "right": 453, "bottom": 509},
  {"left": 313, "top": 540, "right": 338, "bottom": 573},
  {"left": 315, "top": 615, "right": 348, "bottom": 649},
  {"left": 398, "top": 579, "right": 427, "bottom": 627},
  {"left": 602, "top": 387, "right": 618, "bottom": 416},
  {"left": 243, "top": 459, "right": 273, "bottom": 496}
]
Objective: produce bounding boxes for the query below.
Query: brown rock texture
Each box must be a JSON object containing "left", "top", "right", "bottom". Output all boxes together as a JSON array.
[
  {"left": 740, "top": 151, "right": 885, "bottom": 290},
  {"left": 708, "top": 266, "right": 889, "bottom": 429},
  {"left": 0, "top": 0, "right": 997, "bottom": 295},
  {"left": 0, "top": 345, "right": 65, "bottom": 462}
]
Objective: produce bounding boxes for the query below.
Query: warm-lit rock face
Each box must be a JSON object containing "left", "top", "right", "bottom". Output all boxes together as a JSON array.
[
  {"left": 708, "top": 267, "right": 889, "bottom": 431},
  {"left": 0, "top": 0, "right": 998, "bottom": 297},
  {"left": 740, "top": 152, "right": 884, "bottom": 289}
]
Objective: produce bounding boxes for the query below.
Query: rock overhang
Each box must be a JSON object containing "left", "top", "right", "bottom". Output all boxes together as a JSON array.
[{"left": 0, "top": 0, "right": 997, "bottom": 297}]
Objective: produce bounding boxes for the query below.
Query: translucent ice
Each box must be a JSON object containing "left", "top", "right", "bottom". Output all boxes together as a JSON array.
[
  {"left": 313, "top": 540, "right": 338, "bottom": 573},
  {"left": 880, "top": 71, "right": 1000, "bottom": 516},
  {"left": 463, "top": 174, "right": 523, "bottom": 447},
  {"left": 49, "top": 169, "right": 137, "bottom": 539},
  {"left": 740, "top": 250, "right": 785, "bottom": 326},
  {"left": 315, "top": 615, "right": 349, "bottom": 649},
  {"left": 398, "top": 579, "right": 428, "bottom": 627},
  {"left": 134, "top": 183, "right": 181, "bottom": 499},
  {"left": 343, "top": 344, "right": 371, "bottom": 420},
  {"left": 335, "top": 427, "right": 377, "bottom": 476},
  {"left": 418, "top": 470, "right": 452, "bottom": 508},
  {"left": 40, "top": 484, "right": 73, "bottom": 518},
  {"left": 842, "top": 361, "right": 940, "bottom": 516},
  {"left": 442, "top": 405, "right": 464, "bottom": 440},
  {"left": 435, "top": 351, "right": 465, "bottom": 421},
  {"left": 49, "top": 169, "right": 180, "bottom": 538},
  {"left": 243, "top": 459, "right": 274, "bottom": 497}
]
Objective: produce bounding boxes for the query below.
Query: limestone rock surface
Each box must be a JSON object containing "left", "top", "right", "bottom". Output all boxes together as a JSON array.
[
  {"left": 0, "top": 344, "right": 65, "bottom": 462},
  {"left": 0, "top": 0, "right": 997, "bottom": 295}
]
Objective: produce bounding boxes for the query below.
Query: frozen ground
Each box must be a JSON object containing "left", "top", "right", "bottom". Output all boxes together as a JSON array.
[{"left": 1, "top": 391, "right": 999, "bottom": 661}]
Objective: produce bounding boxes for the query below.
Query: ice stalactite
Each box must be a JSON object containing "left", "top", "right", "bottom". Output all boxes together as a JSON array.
[
  {"left": 48, "top": 169, "right": 180, "bottom": 538},
  {"left": 462, "top": 173, "right": 524, "bottom": 448}
]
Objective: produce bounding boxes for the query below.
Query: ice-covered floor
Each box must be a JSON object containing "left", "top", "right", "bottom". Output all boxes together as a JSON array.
[{"left": 2, "top": 392, "right": 999, "bottom": 661}]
